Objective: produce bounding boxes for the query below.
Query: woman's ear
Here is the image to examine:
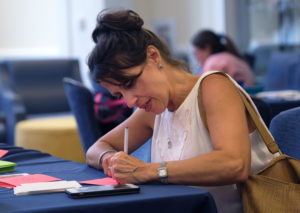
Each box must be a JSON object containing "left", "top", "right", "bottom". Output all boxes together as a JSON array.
[{"left": 146, "top": 45, "right": 161, "bottom": 64}]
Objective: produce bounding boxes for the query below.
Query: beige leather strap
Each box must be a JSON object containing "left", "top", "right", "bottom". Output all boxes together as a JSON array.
[
  {"left": 236, "top": 89, "right": 279, "bottom": 154},
  {"left": 197, "top": 72, "right": 280, "bottom": 154},
  {"left": 197, "top": 85, "right": 208, "bottom": 131}
]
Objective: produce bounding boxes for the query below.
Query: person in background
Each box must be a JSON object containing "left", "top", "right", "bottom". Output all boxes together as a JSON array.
[
  {"left": 86, "top": 9, "right": 274, "bottom": 213},
  {"left": 192, "top": 30, "right": 254, "bottom": 87}
]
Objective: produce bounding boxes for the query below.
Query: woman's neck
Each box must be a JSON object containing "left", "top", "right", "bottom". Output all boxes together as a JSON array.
[{"left": 167, "top": 68, "right": 199, "bottom": 112}]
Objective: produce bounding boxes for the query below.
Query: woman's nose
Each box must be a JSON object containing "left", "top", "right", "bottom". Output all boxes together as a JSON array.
[{"left": 124, "top": 95, "right": 138, "bottom": 108}]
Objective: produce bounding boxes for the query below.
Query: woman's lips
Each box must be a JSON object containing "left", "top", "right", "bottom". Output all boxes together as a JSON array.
[{"left": 142, "top": 99, "right": 151, "bottom": 112}]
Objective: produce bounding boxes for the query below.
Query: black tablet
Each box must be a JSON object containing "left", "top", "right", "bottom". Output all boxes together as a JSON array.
[{"left": 65, "top": 184, "right": 140, "bottom": 198}]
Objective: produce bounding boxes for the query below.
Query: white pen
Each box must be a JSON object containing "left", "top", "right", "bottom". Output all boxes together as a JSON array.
[{"left": 124, "top": 127, "right": 129, "bottom": 154}]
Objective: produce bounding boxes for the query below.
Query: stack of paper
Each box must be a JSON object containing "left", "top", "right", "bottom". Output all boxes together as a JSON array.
[
  {"left": 0, "top": 174, "right": 61, "bottom": 188},
  {"left": 80, "top": 177, "right": 119, "bottom": 186},
  {"left": 0, "top": 160, "right": 16, "bottom": 173},
  {"left": 0, "top": 149, "right": 8, "bottom": 158},
  {"left": 14, "top": 180, "right": 82, "bottom": 195},
  {"left": 255, "top": 90, "right": 300, "bottom": 100}
]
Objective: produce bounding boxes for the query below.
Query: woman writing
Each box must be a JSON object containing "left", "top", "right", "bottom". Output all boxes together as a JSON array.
[{"left": 86, "top": 9, "right": 274, "bottom": 213}]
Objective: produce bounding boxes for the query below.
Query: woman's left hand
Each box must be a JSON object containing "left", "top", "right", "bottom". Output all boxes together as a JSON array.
[{"left": 108, "top": 152, "right": 150, "bottom": 184}]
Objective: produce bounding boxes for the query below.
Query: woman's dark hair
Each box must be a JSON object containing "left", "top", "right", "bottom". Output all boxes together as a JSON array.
[
  {"left": 88, "top": 9, "right": 190, "bottom": 86},
  {"left": 192, "top": 30, "right": 241, "bottom": 58}
]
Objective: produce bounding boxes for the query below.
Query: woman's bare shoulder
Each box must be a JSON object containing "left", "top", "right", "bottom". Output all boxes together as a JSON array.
[{"left": 200, "top": 73, "right": 242, "bottom": 107}]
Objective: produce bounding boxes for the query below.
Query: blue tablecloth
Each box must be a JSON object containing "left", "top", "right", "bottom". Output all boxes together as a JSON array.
[
  {"left": 262, "top": 98, "right": 300, "bottom": 118},
  {"left": 0, "top": 144, "right": 217, "bottom": 213}
]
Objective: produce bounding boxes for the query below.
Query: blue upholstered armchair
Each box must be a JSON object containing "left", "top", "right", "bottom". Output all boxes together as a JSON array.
[
  {"left": 269, "top": 107, "right": 300, "bottom": 160},
  {"left": 246, "top": 50, "right": 300, "bottom": 95},
  {"left": 63, "top": 77, "right": 151, "bottom": 162},
  {"left": 0, "top": 59, "right": 81, "bottom": 145},
  {"left": 263, "top": 51, "right": 300, "bottom": 91}
]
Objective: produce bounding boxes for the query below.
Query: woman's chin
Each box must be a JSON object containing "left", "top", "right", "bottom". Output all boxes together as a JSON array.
[{"left": 151, "top": 106, "right": 166, "bottom": 115}]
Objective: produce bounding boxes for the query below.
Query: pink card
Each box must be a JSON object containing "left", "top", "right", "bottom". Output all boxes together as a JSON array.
[
  {"left": 80, "top": 177, "right": 118, "bottom": 186},
  {"left": 0, "top": 174, "right": 61, "bottom": 188},
  {"left": 0, "top": 149, "right": 8, "bottom": 158}
]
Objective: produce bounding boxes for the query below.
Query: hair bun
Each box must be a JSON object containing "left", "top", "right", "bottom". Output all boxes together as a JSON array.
[
  {"left": 98, "top": 9, "right": 143, "bottom": 31},
  {"left": 92, "top": 9, "right": 144, "bottom": 42}
]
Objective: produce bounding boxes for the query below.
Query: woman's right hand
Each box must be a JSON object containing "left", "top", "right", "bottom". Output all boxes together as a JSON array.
[
  {"left": 106, "top": 152, "right": 154, "bottom": 184},
  {"left": 102, "top": 152, "right": 117, "bottom": 177}
]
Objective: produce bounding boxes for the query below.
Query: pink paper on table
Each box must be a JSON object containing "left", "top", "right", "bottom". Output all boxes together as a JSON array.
[
  {"left": 0, "top": 149, "right": 8, "bottom": 158},
  {"left": 80, "top": 177, "right": 118, "bottom": 186},
  {"left": 0, "top": 174, "right": 61, "bottom": 188}
]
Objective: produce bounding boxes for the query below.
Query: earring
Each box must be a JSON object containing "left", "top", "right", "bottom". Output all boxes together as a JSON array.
[{"left": 158, "top": 63, "right": 163, "bottom": 69}]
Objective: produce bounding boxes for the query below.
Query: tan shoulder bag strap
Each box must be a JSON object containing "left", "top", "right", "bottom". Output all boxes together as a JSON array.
[
  {"left": 197, "top": 86, "right": 209, "bottom": 131},
  {"left": 197, "top": 72, "right": 280, "bottom": 154}
]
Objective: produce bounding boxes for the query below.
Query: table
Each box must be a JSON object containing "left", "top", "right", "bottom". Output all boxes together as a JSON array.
[
  {"left": 254, "top": 90, "right": 300, "bottom": 119},
  {"left": 0, "top": 143, "right": 217, "bottom": 213},
  {"left": 262, "top": 98, "right": 300, "bottom": 118}
]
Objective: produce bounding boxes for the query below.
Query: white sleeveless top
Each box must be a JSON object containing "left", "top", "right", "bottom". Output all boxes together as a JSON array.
[{"left": 151, "top": 71, "right": 275, "bottom": 213}]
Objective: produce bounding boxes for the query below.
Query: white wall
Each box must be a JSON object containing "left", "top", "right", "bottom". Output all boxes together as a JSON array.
[
  {"left": 68, "top": 0, "right": 105, "bottom": 88},
  {"left": 0, "top": 0, "right": 227, "bottom": 80},
  {"left": 0, "top": 0, "right": 69, "bottom": 58},
  {"left": 225, "top": 0, "right": 250, "bottom": 52},
  {"left": 133, "top": 0, "right": 225, "bottom": 50},
  {"left": 0, "top": 0, "right": 104, "bottom": 87}
]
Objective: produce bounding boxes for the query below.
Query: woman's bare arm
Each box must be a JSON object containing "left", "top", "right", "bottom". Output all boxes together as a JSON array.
[{"left": 86, "top": 108, "right": 155, "bottom": 170}]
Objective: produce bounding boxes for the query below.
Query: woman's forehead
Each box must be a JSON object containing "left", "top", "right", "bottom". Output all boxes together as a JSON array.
[
  {"left": 122, "top": 62, "right": 145, "bottom": 74},
  {"left": 100, "top": 78, "right": 119, "bottom": 86},
  {"left": 99, "top": 62, "right": 146, "bottom": 86},
  {"left": 101, "top": 80, "right": 117, "bottom": 88}
]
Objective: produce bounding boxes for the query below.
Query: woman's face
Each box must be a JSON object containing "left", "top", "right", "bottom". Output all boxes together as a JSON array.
[
  {"left": 101, "top": 60, "right": 170, "bottom": 115},
  {"left": 193, "top": 46, "right": 211, "bottom": 65}
]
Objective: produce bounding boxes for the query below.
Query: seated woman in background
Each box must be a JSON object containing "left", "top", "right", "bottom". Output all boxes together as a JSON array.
[
  {"left": 192, "top": 30, "right": 254, "bottom": 87},
  {"left": 86, "top": 9, "right": 274, "bottom": 213}
]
